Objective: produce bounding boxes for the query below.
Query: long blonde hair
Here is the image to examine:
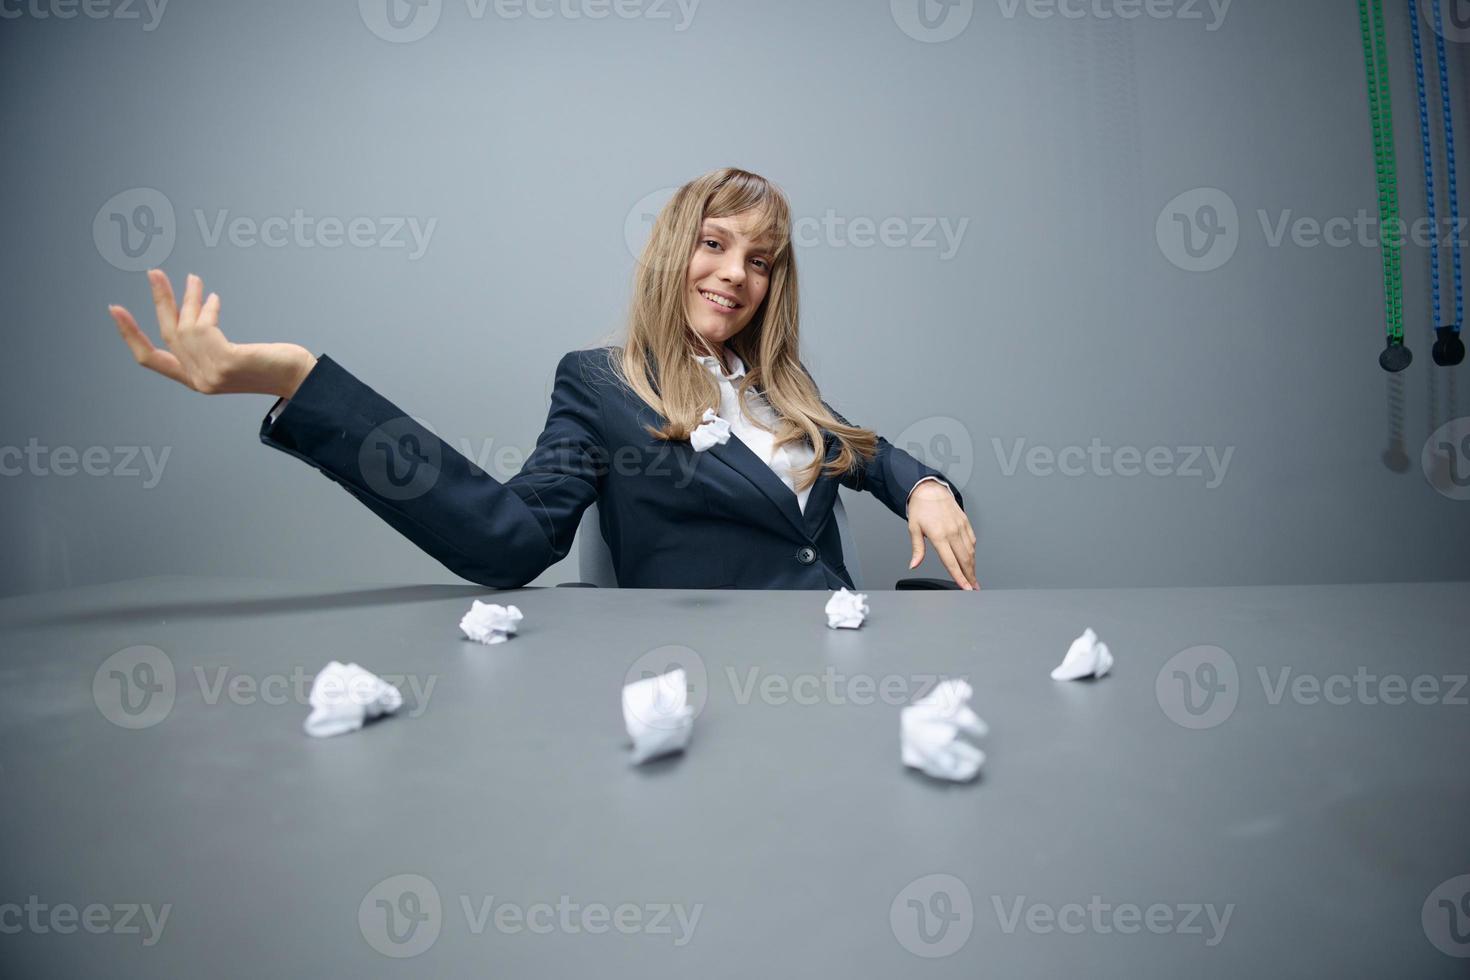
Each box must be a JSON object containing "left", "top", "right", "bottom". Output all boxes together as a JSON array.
[{"left": 600, "top": 167, "right": 877, "bottom": 493}]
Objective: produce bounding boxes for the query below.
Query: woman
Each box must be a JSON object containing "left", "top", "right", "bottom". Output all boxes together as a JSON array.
[{"left": 107, "top": 168, "right": 979, "bottom": 591}]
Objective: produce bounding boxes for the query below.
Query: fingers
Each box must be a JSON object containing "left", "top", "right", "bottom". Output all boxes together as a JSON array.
[
  {"left": 933, "top": 538, "right": 975, "bottom": 591},
  {"left": 108, "top": 304, "right": 191, "bottom": 386},
  {"left": 178, "top": 272, "right": 203, "bottom": 329},
  {"left": 147, "top": 268, "right": 179, "bottom": 347},
  {"left": 198, "top": 290, "right": 220, "bottom": 330},
  {"left": 957, "top": 534, "right": 978, "bottom": 589},
  {"left": 910, "top": 497, "right": 980, "bottom": 588},
  {"left": 958, "top": 518, "right": 977, "bottom": 583}
]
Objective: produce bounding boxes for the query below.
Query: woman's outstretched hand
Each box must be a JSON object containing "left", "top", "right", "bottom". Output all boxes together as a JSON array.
[
  {"left": 108, "top": 269, "right": 317, "bottom": 398},
  {"left": 908, "top": 482, "right": 980, "bottom": 590}
]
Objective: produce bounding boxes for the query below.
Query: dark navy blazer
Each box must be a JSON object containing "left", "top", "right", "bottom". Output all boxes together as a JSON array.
[{"left": 258, "top": 346, "right": 965, "bottom": 590}]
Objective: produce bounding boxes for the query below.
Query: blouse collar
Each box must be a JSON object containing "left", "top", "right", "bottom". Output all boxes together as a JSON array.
[{"left": 693, "top": 348, "right": 747, "bottom": 381}]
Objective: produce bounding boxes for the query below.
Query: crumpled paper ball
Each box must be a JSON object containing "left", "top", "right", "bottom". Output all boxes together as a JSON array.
[
  {"left": 900, "top": 678, "right": 988, "bottom": 782},
  {"left": 303, "top": 660, "right": 403, "bottom": 738},
  {"left": 459, "top": 600, "right": 524, "bottom": 645},
  {"left": 689, "top": 408, "right": 732, "bottom": 452},
  {"left": 1050, "top": 627, "right": 1113, "bottom": 680},
  {"left": 824, "top": 587, "right": 869, "bottom": 629},
  {"left": 622, "top": 668, "right": 694, "bottom": 765}
]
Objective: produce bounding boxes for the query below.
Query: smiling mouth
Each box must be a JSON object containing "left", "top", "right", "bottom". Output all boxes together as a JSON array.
[{"left": 698, "top": 289, "right": 743, "bottom": 312}]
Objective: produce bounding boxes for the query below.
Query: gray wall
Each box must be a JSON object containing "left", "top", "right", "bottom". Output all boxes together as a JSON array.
[{"left": 2, "top": 0, "right": 1466, "bottom": 596}]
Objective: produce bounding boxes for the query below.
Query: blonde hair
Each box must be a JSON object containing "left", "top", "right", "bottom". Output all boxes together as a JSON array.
[{"left": 596, "top": 167, "right": 877, "bottom": 493}]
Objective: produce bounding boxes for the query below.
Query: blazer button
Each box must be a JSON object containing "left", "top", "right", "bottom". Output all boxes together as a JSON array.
[{"left": 796, "top": 545, "right": 818, "bottom": 565}]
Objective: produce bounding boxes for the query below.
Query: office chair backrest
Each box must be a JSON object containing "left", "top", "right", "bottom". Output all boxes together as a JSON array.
[{"left": 575, "top": 492, "right": 864, "bottom": 590}]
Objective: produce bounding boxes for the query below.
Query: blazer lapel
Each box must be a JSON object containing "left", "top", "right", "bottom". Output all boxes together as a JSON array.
[
  {"left": 801, "top": 429, "right": 840, "bottom": 537},
  {"left": 703, "top": 426, "right": 843, "bottom": 542},
  {"left": 704, "top": 434, "right": 810, "bottom": 542},
  {"left": 642, "top": 366, "right": 843, "bottom": 543}
]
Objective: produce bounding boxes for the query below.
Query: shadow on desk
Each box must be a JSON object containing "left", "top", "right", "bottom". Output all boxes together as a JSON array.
[
  {"left": 9, "top": 583, "right": 492, "bottom": 628},
  {"left": 8, "top": 575, "right": 969, "bottom": 630}
]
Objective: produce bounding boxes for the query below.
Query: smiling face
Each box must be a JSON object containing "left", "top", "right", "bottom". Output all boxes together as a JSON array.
[{"left": 684, "top": 210, "right": 774, "bottom": 354}]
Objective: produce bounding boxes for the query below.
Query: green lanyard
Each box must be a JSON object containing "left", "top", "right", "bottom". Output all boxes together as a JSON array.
[{"left": 1360, "top": 0, "right": 1412, "bottom": 371}]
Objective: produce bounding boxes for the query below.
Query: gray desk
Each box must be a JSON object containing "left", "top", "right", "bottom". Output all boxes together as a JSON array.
[{"left": 1, "top": 576, "right": 1467, "bottom": 978}]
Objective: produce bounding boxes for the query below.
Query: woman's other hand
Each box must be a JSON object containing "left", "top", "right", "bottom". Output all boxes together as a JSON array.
[
  {"left": 907, "top": 481, "right": 980, "bottom": 590},
  {"left": 108, "top": 269, "right": 316, "bottom": 398}
]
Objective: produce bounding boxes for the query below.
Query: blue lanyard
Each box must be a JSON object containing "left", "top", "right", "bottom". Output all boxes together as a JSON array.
[{"left": 1410, "top": 0, "right": 1466, "bottom": 365}]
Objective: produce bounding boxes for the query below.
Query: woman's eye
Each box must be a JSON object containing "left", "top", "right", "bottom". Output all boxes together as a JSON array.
[{"left": 704, "top": 239, "right": 767, "bottom": 270}]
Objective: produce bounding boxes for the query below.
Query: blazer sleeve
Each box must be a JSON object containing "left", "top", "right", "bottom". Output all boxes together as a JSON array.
[
  {"left": 258, "top": 349, "right": 606, "bottom": 589},
  {"left": 819, "top": 398, "right": 966, "bottom": 520}
]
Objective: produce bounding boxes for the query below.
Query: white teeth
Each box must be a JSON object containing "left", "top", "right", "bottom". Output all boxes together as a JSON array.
[{"left": 701, "top": 290, "right": 737, "bottom": 309}]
